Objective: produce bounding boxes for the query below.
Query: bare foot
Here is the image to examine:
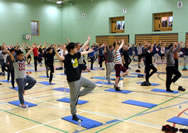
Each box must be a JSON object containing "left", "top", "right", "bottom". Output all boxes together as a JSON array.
[{"left": 121, "top": 70, "right": 129, "bottom": 77}]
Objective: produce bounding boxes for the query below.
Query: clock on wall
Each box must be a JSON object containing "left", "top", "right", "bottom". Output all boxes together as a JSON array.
[{"left": 177, "top": 1, "right": 183, "bottom": 8}]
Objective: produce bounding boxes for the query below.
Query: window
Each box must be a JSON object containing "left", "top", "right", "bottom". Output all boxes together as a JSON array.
[
  {"left": 153, "top": 12, "right": 173, "bottom": 32},
  {"left": 31, "top": 20, "right": 39, "bottom": 36},
  {"left": 110, "top": 16, "right": 125, "bottom": 33}
]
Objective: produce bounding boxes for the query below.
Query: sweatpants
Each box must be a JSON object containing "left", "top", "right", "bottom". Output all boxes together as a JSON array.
[
  {"left": 175, "top": 59, "right": 179, "bottom": 70},
  {"left": 106, "top": 62, "right": 114, "bottom": 83},
  {"left": 89, "top": 56, "right": 95, "bottom": 70},
  {"left": 145, "top": 64, "right": 157, "bottom": 82},
  {"left": 98, "top": 56, "right": 104, "bottom": 68},
  {"left": 123, "top": 59, "right": 132, "bottom": 69},
  {"left": 184, "top": 56, "right": 188, "bottom": 68},
  {"left": 34, "top": 56, "right": 38, "bottom": 72},
  {"left": 45, "top": 63, "right": 49, "bottom": 77},
  {"left": 7, "top": 69, "right": 15, "bottom": 87},
  {"left": 16, "top": 75, "right": 37, "bottom": 105},
  {"left": 68, "top": 77, "right": 96, "bottom": 115},
  {"left": 47, "top": 64, "right": 54, "bottom": 83},
  {"left": 166, "top": 66, "right": 181, "bottom": 91}
]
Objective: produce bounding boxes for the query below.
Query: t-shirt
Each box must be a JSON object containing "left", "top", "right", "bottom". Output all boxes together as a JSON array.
[
  {"left": 166, "top": 46, "right": 180, "bottom": 67},
  {"left": 145, "top": 51, "right": 153, "bottom": 66},
  {"left": 99, "top": 47, "right": 104, "bottom": 56},
  {"left": 161, "top": 47, "right": 165, "bottom": 54},
  {"left": 6, "top": 56, "right": 14, "bottom": 71},
  {"left": 114, "top": 49, "right": 122, "bottom": 65},
  {"left": 184, "top": 48, "right": 188, "bottom": 56},
  {"left": 13, "top": 58, "right": 26, "bottom": 79},
  {"left": 106, "top": 47, "right": 114, "bottom": 62},
  {"left": 121, "top": 49, "right": 130, "bottom": 62},
  {"left": 64, "top": 52, "right": 81, "bottom": 82},
  {"left": 45, "top": 51, "right": 55, "bottom": 65},
  {"left": 33, "top": 48, "right": 38, "bottom": 57},
  {"left": 78, "top": 48, "right": 84, "bottom": 64},
  {"left": 137, "top": 46, "right": 143, "bottom": 55}
]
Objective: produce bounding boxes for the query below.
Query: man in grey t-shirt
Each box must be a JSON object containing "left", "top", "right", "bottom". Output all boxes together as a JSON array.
[
  {"left": 104, "top": 44, "right": 114, "bottom": 84},
  {"left": 166, "top": 43, "right": 183, "bottom": 92},
  {"left": 4, "top": 44, "right": 36, "bottom": 108}
]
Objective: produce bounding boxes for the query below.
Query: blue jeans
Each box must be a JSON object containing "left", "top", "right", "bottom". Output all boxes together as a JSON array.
[{"left": 16, "top": 75, "right": 37, "bottom": 104}]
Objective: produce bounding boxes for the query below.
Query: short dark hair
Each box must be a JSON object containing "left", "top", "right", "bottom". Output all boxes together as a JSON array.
[
  {"left": 66, "top": 42, "right": 76, "bottom": 53},
  {"left": 113, "top": 42, "right": 116, "bottom": 47},
  {"left": 168, "top": 44, "right": 173, "bottom": 49},
  {"left": 16, "top": 50, "right": 23, "bottom": 56},
  {"left": 10, "top": 48, "right": 15, "bottom": 53},
  {"left": 148, "top": 46, "right": 152, "bottom": 50},
  {"left": 46, "top": 47, "right": 52, "bottom": 52},
  {"left": 109, "top": 45, "right": 113, "bottom": 49}
]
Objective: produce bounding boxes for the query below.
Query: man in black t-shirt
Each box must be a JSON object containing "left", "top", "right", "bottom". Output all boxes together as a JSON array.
[
  {"left": 142, "top": 46, "right": 157, "bottom": 86},
  {"left": 121, "top": 45, "right": 131, "bottom": 69},
  {"left": 43, "top": 47, "right": 55, "bottom": 84},
  {"left": 55, "top": 42, "right": 96, "bottom": 121}
]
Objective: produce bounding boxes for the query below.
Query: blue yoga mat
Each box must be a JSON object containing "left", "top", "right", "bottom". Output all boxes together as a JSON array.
[
  {"left": 125, "top": 75, "right": 137, "bottom": 78},
  {"left": 151, "top": 89, "right": 179, "bottom": 94},
  {"left": 0, "top": 80, "right": 9, "bottom": 83},
  {"left": 131, "top": 73, "right": 144, "bottom": 76},
  {"left": 182, "top": 76, "right": 188, "bottom": 78},
  {"left": 106, "top": 119, "right": 120, "bottom": 124},
  {"left": 39, "top": 81, "right": 55, "bottom": 85},
  {"left": 91, "top": 77, "right": 123, "bottom": 80},
  {"left": 122, "top": 100, "right": 157, "bottom": 108},
  {"left": 9, "top": 87, "right": 18, "bottom": 91},
  {"left": 137, "top": 82, "right": 160, "bottom": 86},
  {"left": 112, "top": 74, "right": 137, "bottom": 78},
  {"left": 26, "top": 69, "right": 35, "bottom": 72},
  {"left": 104, "top": 88, "right": 132, "bottom": 94},
  {"left": 57, "top": 98, "right": 88, "bottom": 105},
  {"left": 167, "top": 117, "right": 188, "bottom": 126},
  {"left": 53, "top": 88, "right": 70, "bottom": 92},
  {"left": 156, "top": 72, "right": 166, "bottom": 74},
  {"left": 62, "top": 115, "right": 103, "bottom": 129},
  {"left": 58, "top": 73, "right": 66, "bottom": 75},
  {"left": 95, "top": 81, "right": 114, "bottom": 85},
  {"left": 39, "top": 76, "right": 49, "bottom": 78},
  {"left": 8, "top": 100, "right": 37, "bottom": 108}
]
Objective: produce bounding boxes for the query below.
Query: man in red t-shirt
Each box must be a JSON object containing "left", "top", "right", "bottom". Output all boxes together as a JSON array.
[{"left": 32, "top": 43, "right": 38, "bottom": 72}]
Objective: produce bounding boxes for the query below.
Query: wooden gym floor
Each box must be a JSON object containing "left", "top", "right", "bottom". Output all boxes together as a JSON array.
[{"left": 0, "top": 59, "right": 187, "bottom": 133}]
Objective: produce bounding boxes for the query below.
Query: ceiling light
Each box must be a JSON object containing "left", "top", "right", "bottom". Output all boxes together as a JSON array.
[{"left": 56, "top": 0, "right": 63, "bottom": 4}]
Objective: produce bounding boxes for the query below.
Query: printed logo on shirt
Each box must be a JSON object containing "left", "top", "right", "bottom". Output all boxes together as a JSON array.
[
  {"left": 18, "top": 62, "right": 25, "bottom": 71},
  {"left": 71, "top": 58, "right": 78, "bottom": 68}
]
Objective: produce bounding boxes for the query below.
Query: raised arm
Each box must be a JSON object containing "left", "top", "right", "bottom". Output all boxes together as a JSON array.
[
  {"left": 26, "top": 47, "right": 33, "bottom": 58},
  {"left": 54, "top": 45, "right": 65, "bottom": 61},
  {"left": 81, "top": 49, "right": 93, "bottom": 56},
  {"left": 118, "top": 40, "right": 125, "bottom": 50},
  {"left": 3, "top": 43, "right": 14, "bottom": 62},
  {"left": 104, "top": 43, "right": 107, "bottom": 53},
  {"left": 81, "top": 36, "right": 91, "bottom": 49},
  {"left": 66, "top": 38, "right": 70, "bottom": 43}
]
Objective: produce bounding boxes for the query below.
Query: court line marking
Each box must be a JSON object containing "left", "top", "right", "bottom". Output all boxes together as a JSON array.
[
  {"left": 0, "top": 108, "right": 69, "bottom": 133},
  {"left": 16, "top": 111, "right": 85, "bottom": 133},
  {"left": 76, "top": 100, "right": 188, "bottom": 132},
  {"left": 95, "top": 91, "right": 188, "bottom": 133},
  {"left": 0, "top": 67, "right": 186, "bottom": 133}
]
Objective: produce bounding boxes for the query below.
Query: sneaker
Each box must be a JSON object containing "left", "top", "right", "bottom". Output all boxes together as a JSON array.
[
  {"left": 72, "top": 115, "right": 82, "bottom": 121},
  {"left": 182, "top": 68, "right": 187, "bottom": 71},
  {"left": 114, "top": 85, "right": 121, "bottom": 91},
  {"left": 178, "top": 86, "right": 186, "bottom": 92}
]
